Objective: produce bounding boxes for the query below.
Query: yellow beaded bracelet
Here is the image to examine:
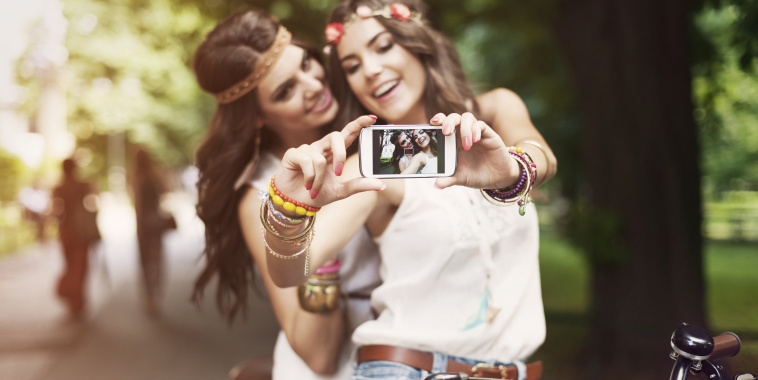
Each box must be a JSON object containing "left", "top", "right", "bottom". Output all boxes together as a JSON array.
[{"left": 269, "top": 175, "right": 319, "bottom": 216}]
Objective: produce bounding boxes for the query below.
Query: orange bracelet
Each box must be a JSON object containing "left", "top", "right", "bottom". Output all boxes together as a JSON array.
[{"left": 269, "top": 175, "right": 321, "bottom": 216}]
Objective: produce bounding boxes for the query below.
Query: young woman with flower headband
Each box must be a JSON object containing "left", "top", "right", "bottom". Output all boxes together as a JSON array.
[
  {"left": 190, "top": 7, "right": 529, "bottom": 380},
  {"left": 262, "top": 0, "right": 558, "bottom": 379}
]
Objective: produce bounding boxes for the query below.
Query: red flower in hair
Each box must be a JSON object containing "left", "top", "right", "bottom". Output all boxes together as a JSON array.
[
  {"left": 390, "top": 3, "right": 411, "bottom": 22},
  {"left": 325, "top": 22, "right": 344, "bottom": 44}
]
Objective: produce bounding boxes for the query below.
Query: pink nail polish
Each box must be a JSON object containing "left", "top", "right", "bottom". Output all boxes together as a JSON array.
[
  {"left": 334, "top": 162, "right": 344, "bottom": 176},
  {"left": 431, "top": 117, "right": 439, "bottom": 124},
  {"left": 305, "top": 182, "right": 313, "bottom": 191},
  {"left": 463, "top": 136, "right": 472, "bottom": 151},
  {"left": 310, "top": 190, "right": 319, "bottom": 199},
  {"left": 367, "top": 114, "right": 377, "bottom": 120}
]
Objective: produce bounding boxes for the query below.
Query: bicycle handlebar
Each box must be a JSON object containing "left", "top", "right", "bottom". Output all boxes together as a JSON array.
[
  {"left": 710, "top": 332, "right": 741, "bottom": 361},
  {"left": 669, "top": 323, "right": 750, "bottom": 380}
]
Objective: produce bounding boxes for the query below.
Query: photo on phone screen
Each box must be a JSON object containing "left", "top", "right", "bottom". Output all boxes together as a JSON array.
[{"left": 359, "top": 125, "right": 456, "bottom": 178}]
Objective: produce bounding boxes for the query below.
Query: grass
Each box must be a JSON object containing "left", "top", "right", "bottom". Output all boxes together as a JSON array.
[{"left": 534, "top": 231, "right": 758, "bottom": 379}]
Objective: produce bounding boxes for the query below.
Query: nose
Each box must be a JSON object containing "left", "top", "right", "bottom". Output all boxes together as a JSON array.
[
  {"left": 361, "top": 55, "right": 382, "bottom": 79},
  {"left": 298, "top": 72, "right": 323, "bottom": 100}
]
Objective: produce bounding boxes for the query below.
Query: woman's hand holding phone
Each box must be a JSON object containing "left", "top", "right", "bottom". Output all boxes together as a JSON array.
[
  {"left": 431, "top": 112, "right": 520, "bottom": 190},
  {"left": 274, "top": 115, "right": 385, "bottom": 212}
]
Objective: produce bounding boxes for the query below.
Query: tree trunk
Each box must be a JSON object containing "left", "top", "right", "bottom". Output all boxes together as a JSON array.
[{"left": 555, "top": 0, "right": 705, "bottom": 378}]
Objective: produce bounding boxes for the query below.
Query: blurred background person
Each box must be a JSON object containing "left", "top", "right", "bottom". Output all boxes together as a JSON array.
[
  {"left": 51, "top": 158, "right": 100, "bottom": 320},
  {"left": 128, "top": 146, "right": 177, "bottom": 316}
]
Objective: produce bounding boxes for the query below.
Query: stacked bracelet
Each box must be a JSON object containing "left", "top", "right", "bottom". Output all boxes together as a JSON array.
[
  {"left": 260, "top": 201, "right": 316, "bottom": 276},
  {"left": 269, "top": 175, "right": 320, "bottom": 216},
  {"left": 515, "top": 139, "right": 550, "bottom": 184},
  {"left": 481, "top": 146, "right": 537, "bottom": 216}
]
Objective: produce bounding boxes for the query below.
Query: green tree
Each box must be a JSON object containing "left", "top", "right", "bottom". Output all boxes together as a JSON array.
[{"left": 0, "top": 149, "right": 27, "bottom": 204}]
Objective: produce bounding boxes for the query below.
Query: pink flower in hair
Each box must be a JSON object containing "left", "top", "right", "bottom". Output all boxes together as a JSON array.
[
  {"left": 324, "top": 22, "right": 344, "bottom": 44},
  {"left": 356, "top": 5, "right": 373, "bottom": 18},
  {"left": 390, "top": 3, "right": 411, "bottom": 22}
]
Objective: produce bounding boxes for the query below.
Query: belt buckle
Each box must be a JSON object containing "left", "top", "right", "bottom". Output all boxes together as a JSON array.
[{"left": 471, "top": 363, "right": 509, "bottom": 379}]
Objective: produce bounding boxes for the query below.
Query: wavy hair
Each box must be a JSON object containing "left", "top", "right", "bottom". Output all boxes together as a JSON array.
[
  {"left": 389, "top": 130, "right": 411, "bottom": 173},
  {"left": 191, "top": 9, "right": 320, "bottom": 324},
  {"left": 413, "top": 128, "right": 437, "bottom": 157},
  {"left": 327, "top": 0, "right": 480, "bottom": 128}
]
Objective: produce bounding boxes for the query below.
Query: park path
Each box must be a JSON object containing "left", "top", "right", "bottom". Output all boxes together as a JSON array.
[{"left": 0, "top": 192, "right": 279, "bottom": 380}]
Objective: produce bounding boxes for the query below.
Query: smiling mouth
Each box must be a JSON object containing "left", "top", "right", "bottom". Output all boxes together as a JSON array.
[
  {"left": 372, "top": 80, "right": 399, "bottom": 98},
  {"left": 310, "top": 90, "right": 333, "bottom": 113}
]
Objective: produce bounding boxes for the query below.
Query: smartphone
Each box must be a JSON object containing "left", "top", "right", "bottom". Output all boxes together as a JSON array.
[{"left": 358, "top": 125, "right": 457, "bottom": 178}]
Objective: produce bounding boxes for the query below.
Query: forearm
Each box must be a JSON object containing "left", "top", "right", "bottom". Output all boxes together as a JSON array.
[
  {"left": 287, "top": 303, "right": 345, "bottom": 374},
  {"left": 477, "top": 88, "right": 557, "bottom": 187},
  {"left": 240, "top": 190, "right": 346, "bottom": 374}
]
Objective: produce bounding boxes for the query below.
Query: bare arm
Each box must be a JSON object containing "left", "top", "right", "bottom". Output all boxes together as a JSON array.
[
  {"left": 238, "top": 189, "right": 344, "bottom": 374},
  {"left": 475, "top": 88, "right": 557, "bottom": 186}
]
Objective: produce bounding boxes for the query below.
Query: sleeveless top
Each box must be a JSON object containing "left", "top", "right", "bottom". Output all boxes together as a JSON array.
[
  {"left": 418, "top": 155, "right": 438, "bottom": 174},
  {"left": 352, "top": 178, "right": 545, "bottom": 362},
  {"left": 249, "top": 153, "right": 381, "bottom": 380}
]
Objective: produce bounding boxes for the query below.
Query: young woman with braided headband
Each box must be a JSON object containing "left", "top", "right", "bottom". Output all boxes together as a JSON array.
[
  {"left": 191, "top": 7, "right": 526, "bottom": 380},
  {"left": 262, "top": 0, "right": 558, "bottom": 379}
]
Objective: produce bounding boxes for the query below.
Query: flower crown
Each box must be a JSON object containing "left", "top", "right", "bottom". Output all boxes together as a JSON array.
[{"left": 324, "top": 3, "right": 424, "bottom": 47}]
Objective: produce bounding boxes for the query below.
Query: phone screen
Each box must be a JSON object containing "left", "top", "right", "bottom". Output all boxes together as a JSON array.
[{"left": 371, "top": 127, "right": 447, "bottom": 176}]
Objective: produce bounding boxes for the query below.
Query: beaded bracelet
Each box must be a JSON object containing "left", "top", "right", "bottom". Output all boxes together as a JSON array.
[
  {"left": 270, "top": 175, "right": 320, "bottom": 216},
  {"left": 515, "top": 139, "right": 550, "bottom": 183},
  {"left": 262, "top": 193, "right": 306, "bottom": 228},
  {"left": 481, "top": 146, "right": 537, "bottom": 216},
  {"left": 260, "top": 201, "right": 316, "bottom": 244}
]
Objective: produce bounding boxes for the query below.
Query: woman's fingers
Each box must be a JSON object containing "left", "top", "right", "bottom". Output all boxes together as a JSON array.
[
  {"left": 441, "top": 113, "right": 461, "bottom": 136},
  {"left": 338, "top": 177, "right": 386, "bottom": 198},
  {"left": 304, "top": 148, "right": 327, "bottom": 199},
  {"left": 326, "top": 131, "right": 347, "bottom": 176},
  {"left": 458, "top": 112, "right": 478, "bottom": 151},
  {"left": 434, "top": 176, "right": 458, "bottom": 190},
  {"left": 472, "top": 120, "right": 487, "bottom": 144},
  {"left": 430, "top": 113, "right": 446, "bottom": 126},
  {"left": 341, "top": 115, "right": 377, "bottom": 147}
]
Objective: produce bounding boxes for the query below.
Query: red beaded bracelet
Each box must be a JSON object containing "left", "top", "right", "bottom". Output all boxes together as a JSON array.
[{"left": 269, "top": 175, "right": 321, "bottom": 216}]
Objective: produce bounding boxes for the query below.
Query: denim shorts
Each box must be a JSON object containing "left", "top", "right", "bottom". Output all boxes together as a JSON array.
[{"left": 351, "top": 351, "right": 527, "bottom": 380}]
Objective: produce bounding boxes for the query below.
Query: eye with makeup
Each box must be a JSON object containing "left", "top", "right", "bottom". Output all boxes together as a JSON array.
[
  {"left": 271, "top": 50, "right": 312, "bottom": 102},
  {"left": 342, "top": 33, "right": 395, "bottom": 75}
]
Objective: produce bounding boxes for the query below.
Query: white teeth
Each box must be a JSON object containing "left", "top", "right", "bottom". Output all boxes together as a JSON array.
[
  {"left": 373, "top": 80, "right": 398, "bottom": 98},
  {"left": 315, "top": 93, "right": 326, "bottom": 109}
]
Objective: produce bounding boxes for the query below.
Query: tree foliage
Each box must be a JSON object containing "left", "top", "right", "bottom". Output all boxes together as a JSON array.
[{"left": 692, "top": 1, "right": 758, "bottom": 195}]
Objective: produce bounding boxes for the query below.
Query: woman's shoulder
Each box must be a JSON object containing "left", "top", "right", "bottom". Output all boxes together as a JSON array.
[{"left": 476, "top": 88, "right": 527, "bottom": 114}]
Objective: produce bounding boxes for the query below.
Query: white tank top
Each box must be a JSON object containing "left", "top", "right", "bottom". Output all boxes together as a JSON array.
[
  {"left": 352, "top": 178, "right": 545, "bottom": 362},
  {"left": 250, "top": 153, "right": 381, "bottom": 380}
]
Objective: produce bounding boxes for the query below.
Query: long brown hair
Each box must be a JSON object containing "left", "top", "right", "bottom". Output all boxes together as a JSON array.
[
  {"left": 327, "top": 0, "right": 480, "bottom": 128},
  {"left": 191, "top": 9, "right": 320, "bottom": 324}
]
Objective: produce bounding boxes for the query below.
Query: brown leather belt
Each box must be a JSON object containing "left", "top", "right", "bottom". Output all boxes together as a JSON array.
[{"left": 357, "top": 345, "right": 542, "bottom": 380}]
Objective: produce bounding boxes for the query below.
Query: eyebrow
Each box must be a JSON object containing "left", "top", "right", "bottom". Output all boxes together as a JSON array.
[
  {"left": 339, "top": 31, "right": 389, "bottom": 63},
  {"left": 269, "top": 48, "right": 307, "bottom": 101}
]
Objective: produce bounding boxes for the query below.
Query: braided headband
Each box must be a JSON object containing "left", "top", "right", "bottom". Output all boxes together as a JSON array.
[{"left": 214, "top": 26, "right": 292, "bottom": 104}]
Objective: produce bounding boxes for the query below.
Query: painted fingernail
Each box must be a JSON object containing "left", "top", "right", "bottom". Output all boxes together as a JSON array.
[
  {"left": 310, "top": 190, "right": 319, "bottom": 199},
  {"left": 463, "top": 136, "right": 472, "bottom": 151},
  {"left": 431, "top": 117, "right": 440, "bottom": 124},
  {"left": 305, "top": 182, "right": 313, "bottom": 191},
  {"left": 334, "top": 162, "right": 344, "bottom": 176},
  {"left": 367, "top": 114, "right": 378, "bottom": 120}
]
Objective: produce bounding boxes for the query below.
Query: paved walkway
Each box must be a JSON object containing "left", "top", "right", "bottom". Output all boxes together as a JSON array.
[{"left": 0, "top": 192, "right": 279, "bottom": 380}]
